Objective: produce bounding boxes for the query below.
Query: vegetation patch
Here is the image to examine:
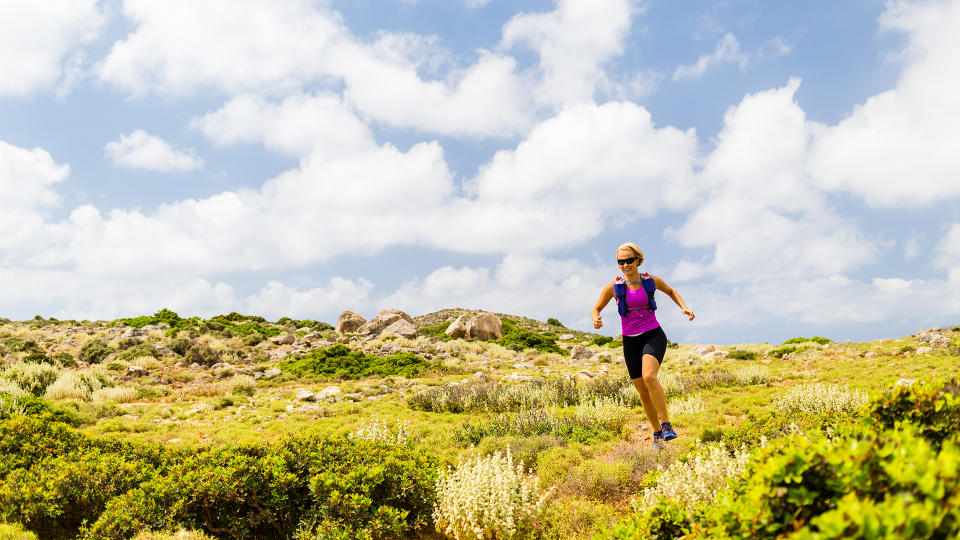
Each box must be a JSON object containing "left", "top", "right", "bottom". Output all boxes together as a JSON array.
[
  {"left": 279, "top": 344, "right": 432, "bottom": 380},
  {"left": 493, "top": 319, "right": 566, "bottom": 355},
  {"left": 782, "top": 336, "right": 832, "bottom": 345}
]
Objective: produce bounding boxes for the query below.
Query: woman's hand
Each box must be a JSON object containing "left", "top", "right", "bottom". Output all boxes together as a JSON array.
[
  {"left": 681, "top": 308, "right": 695, "bottom": 321},
  {"left": 593, "top": 315, "right": 603, "bottom": 329}
]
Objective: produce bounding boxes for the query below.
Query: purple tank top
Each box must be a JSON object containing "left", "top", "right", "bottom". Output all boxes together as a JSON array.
[{"left": 619, "top": 285, "right": 660, "bottom": 336}]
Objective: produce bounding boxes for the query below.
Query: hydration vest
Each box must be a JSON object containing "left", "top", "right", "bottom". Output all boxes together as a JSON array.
[{"left": 613, "top": 273, "right": 657, "bottom": 318}]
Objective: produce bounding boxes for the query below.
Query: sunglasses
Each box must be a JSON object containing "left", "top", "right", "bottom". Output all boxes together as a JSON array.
[{"left": 617, "top": 257, "right": 638, "bottom": 265}]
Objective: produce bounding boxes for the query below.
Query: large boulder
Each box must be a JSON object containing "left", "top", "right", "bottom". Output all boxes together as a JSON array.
[
  {"left": 444, "top": 314, "right": 469, "bottom": 339},
  {"left": 570, "top": 344, "right": 595, "bottom": 360},
  {"left": 358, "top": 309, "right": 414, "bottom": 336},
  {"left": 467, "top": 313, "right": 502, "bottom": 340},
  {"left": 381, "top": 319, "right": 418, "bottom": 339},
  {"left": 336, "top": 311, "right": 366, "bottom": 334},
  {"left": 691, "top": 344, "right": 715, "bottom": 356}
]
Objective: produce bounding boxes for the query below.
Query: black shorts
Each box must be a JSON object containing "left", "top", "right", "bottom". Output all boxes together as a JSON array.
[{"left": 623, "top": 326, "right": 668, "bottom": 380}]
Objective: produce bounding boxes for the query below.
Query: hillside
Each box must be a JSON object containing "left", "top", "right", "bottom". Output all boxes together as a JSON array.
[{"left": 0, "top": 310, "right": 958, "bottom": 539}]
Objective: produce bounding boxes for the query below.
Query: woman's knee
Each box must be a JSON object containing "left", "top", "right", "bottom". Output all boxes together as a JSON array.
[
  {"left": 642, "top": 370, "right": 659, "bottom": 386},
  {"left": 631, "top": 378, "right": 650, "bottom": 395}
]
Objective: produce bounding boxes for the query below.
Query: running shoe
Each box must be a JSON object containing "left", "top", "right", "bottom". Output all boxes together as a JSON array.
[
  {"left": 652, "top": 431, "right": 665, "bottom": 450},
  {"left": 661, "top": 422, "right": 678, "bottom": 441}
]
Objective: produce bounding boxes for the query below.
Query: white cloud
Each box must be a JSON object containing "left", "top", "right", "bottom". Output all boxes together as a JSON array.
[
  {"left": 670, "top": 79, "right": 877, "bottom": 281},
  {"left": 758, "top": 35, "right": 792, "bottom": 58},
  {"left": 105, "top": 130, "right": 203, "bottom": 172},
  {"left": 0, "top": 141, "right": 69, "bottom": 260},
  {"left": 501, "top": 0, "right": 635, "bottom": 106},
  {"left": 673, "top": 33, "right": 749, "bottom": 80},
  {"left": 809, "top": 0, "right": 960, "bottom": 207},
  {"left": 244, "top": 277, "right": 373, "bottom": 320},
  {"left": 463, "top": 0, "right": 493, "bottom": 8},
  {"left": 191, "top": 93, "right": 376, "bottom": 158},
  {"left": 0, "top": 0, "right": 105, "bottom": 97},
  {"left": 934, "top": 223, "right": 960, "bottom": 270},
  {"left": 628, "top": 69, "right": 663, "bottom": 99}
]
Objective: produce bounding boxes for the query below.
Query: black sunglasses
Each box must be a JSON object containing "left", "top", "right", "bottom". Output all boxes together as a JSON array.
[{"left": 617, "top": 257, "right": 638, "bottom": 265}]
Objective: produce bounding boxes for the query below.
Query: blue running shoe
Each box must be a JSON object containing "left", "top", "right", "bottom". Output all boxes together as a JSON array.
[
  {"left": 661, "top": 422, "right": 678, "bottom": 441},
  {"left": 652, "top": 431, "right": 665, "bottom": 450}
]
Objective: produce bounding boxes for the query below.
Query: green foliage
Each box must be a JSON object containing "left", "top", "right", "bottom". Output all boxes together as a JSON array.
[
  {"left": 782, "top": 336, "right": 832, "bottom": 345},
  {"left": 166, "top": 338, "right": 191, "bottom": 356},
  {"left": 866, "top": 379, "right": 960, "bottom": 449},
  {"left": 0, "top": 413, "right": 440, "bottom": 540},
  {"left": 20, "top": 353, "right": 50, "bottom": 365},
  {"left": 546, "top": 317, "right": 563, "bottom": 327},
  {"left": 273, "top": 317, "right": 333, "bottom": 331},
  {"left": 78, "top": 339, "right": 113, "bottom": 365},
  {"left": 589, "top": 335, "right": 614, "bottom": 347},
  {"left": 417, "top": 322, "right": 451, "bottom": 340},
  {"left": 768, "top": 346, "right": 797, "bottom": 358},
  {"left": 112, "top": 308, "right": 191, "bottom": 330},
  {"left": 0, "top": 521, "right": 37, "bottom": 540},
  {"left": 493, "top": 319, "right": 566, "bottom": 355},
  {"left": 183, "top": 344, "right": 221, "bottom": 367},
  {"left": 49, "top": 353, "right": 76, "bottom": 368},
  {"left": 454, "top": 409, "right": 613, "bottom": 446},
  {"left": 408, "top": 378, "right": 581, "bottom": 413},
  {"left": 727, "top": 349, "right": 757, "bottom": 360},
  {"left": 279, "top": 345, "right": 432, "bottom": 380},
  {"left": 0, "top": 338, "right": 42, "bottom": 354},
  {"left": 1, "top": 394, "right": 82, "bottom": 426}
]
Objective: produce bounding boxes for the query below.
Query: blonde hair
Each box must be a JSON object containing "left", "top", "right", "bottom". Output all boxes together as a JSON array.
[{"left": 616, "top": 242, "right": 644, "bottom": 265}]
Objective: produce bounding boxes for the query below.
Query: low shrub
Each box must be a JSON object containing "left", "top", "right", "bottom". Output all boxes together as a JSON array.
[
  {"left": 546, "top": 317, "right": 563, "bottom": 327},
  {"left": 418, "top": 322, "right": 452, "bottom": 339},
  {"left": 115, "top": 344, "right": 160, "bottom": 363},
  {"left": 49, "top": 353, "right": 76, "bottom": 368},
  {"left": 0, "top": 337, "right": 42, "bottom": 354},
  {"left": 732, "top": 365, "right": 770, "bottom": 385},
  {"left": 166, "top": 338, "right": 191, "bottom": 356},
  {"left": 589, "top": 335, "right": 614, "bottom": 347},
  {"left": 348, "top": 418, "right": 410, "bottom": 446},
  {"left": 409, "top": 379, "right": 580, "bottom": 414},
  {"left": 727, "top": 349, "right": 757, "bottom": 360},
  {"left": 21, "top": 353, "right": 51, "bottom": 365},
  {"left": 78, "top": 339, "right": 113, "bottom": 365},
  {"left": 782, "top": 336, "right": 832, "bottom": 345},
  {"left": 2, "top": 362, "right": 59, "bottom": 397},
  {"left": 227, "top": 375, "right": 256, "bottom": 396},
  {"left": 774, "top": 383, "right": 869, "bottom": 415},
  {"left": 669, "top": 393, "right": 705, "bottom": 416},
  {"left": 433, "top": 448, "right": 552, "bottom": 539},
  {"left": 0, "top": 521, "right": 37, "bottom": 540},
  {"left": 91, "top": 387, "right": 137, "bottom": 404},
  {"left": 866, "top": 378, "right": 960, "bottom": 448},
  {"left": 279, "top": 344, "right": 432, "bottom": 380},
  {"left": 494, "top": 319, "right": 567, "bottom": 356},
  {"left": 183, "top": 344, "right": 221, "bottom": 366},
  {"left": 768, "top": 345, "right": 796, "bottom": 358},
  {"left": 44, "top": 371, "right": 104, "bottom": 401}
]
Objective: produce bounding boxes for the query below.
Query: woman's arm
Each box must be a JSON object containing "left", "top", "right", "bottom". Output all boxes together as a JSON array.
[
  {"left": 591, "top": 281, "right": 615, "bottom": 328},
  {"left": 652, "top": 276, "right": 695, "bottom": 321}
]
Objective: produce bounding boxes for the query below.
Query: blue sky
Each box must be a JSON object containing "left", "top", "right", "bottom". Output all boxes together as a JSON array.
[{"left": 1, "top": 0, "right": 959, "bottom": 345}]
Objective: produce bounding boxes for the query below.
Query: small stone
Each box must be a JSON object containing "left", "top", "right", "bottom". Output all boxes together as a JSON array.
[
  {"left": 271, "top": 334, "right": 296, "bottom": 345},
  {"left": 916, "top": 346, "right": 934, "bottom": 355},
  {"left": 127, "top": 365, "right": 148, "bottom": 376},
  {"left": 472, "top": 371, "right": 487, "bottom": 380},
  {"left": 317, "top": 386, "right": 342, "bottom": 400},
  {"left": 691, "top": 344, "right": 715, "bottom": 356},
  {"left": 558, "top": 334, "right": 575, "bottom": 341},
  {"left": 296, "top": 390, "right": 316, "bottom": 401}
]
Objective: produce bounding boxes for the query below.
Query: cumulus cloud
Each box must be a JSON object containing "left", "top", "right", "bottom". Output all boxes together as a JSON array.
[
  {"left": 809, "top": 0, "right": 960, "bottom": 207},
  {"left": 105, "top": 130, "right": 203, "bottom": 172},
  {"left": 669, "top": 79, "right": 877, "bottom": 281},
  {"left": 673, "top": 33, "right": 749, "bottom": 80},
  {"left": 0, "top": 141, "right": 69, "bottom": 260},
  {"left": 501, "top": 0, "right": 635, "bottom": 106},
  {"left": 0, "top": 0, "right": 106, "bottom": 97}
]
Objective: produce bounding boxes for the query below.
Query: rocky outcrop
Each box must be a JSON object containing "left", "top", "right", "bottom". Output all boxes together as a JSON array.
[
  {"left": 466, "top": 313, "right": 502, "bottom": 340},
  {"left": 381, "top": 319, "right": 418, "bottom": 338},
  {"left": 445, "top": 314, "right": 469, "bottom": 339},
  {"left": 691, "top": 344, "right": 715, "bottom": 356},
  {"left": 570, "top": 344, "right": 595, "bottom": 360},
  {"left": 336, "top": 311, "right": 366, "bottom": 334},
  {"left": 358, "top": 309, "right": 414, "bottom": 336}
]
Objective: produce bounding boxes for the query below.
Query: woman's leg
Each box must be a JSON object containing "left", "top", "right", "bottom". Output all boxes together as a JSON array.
[
  {"left": 641, "top": 355, "right": 670, "bottom": 424},
  {"left": 631, "top": 377, "right": 660, "bottom": 429}
]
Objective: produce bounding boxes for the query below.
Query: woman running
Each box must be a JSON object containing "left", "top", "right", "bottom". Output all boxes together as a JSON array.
[{"left": 591, "top": 242, "right": 695, "bottom": 449}]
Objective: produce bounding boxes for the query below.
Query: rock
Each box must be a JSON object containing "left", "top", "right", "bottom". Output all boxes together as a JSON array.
[
  {"left": 336, "top": 311, "right": 367, "bottom": 334},
  {"left": 558, "top": 334, "right": 575, "bottom": 341},
  {"left": 317, "top": 386, "right": 342, "bottom": 400},
  {"left": 127, "top": 365, "right": 148, "bottom": 376},
  {"left": 504, "top": 372, "right": 535, "bottom": 383},
  {"left": 381, "top": 319, "right": 418, "bottom": 338},
  {"left": 466, "top": 313, "right": 502, "bottom": 340},
  {"left": 296, "top": 390, "right": 316, "bottom": 401},
  {"left": 472, "top": 371, "right": 487, "bottom": 380},
  {"left": 380, "top": 342, "right": 400, "bottom": 354},
  {"left": 271, "top": 334, "right": 296, "bottom": 345},
  {"left": 865, "top": 352, "right": 879, "bottom": 358},
  {"left": 691, "top": 344, "right": 715, "bottom": 356},
  {"left": 155, "top": 346, "right": 175, "bottom": 357},
  {"left": 930, "top": 334, "right": 951, "bottom": 348},
  {"left": 122, "top": 327, "right": 148, "bottom": 338},
  {"left": 916, "top": 346, "right": 934, "bottom": 355},
  {"left": 263, "top": 368, "right": 283, "bottom": 379},
  {"left": 445, "top": 314, "right": 469, "bottom": 339},
  {"left": 357, "top": 310, "right": 409, "bottom": 336},
  {"left": 513, "top": 361, "right": 535, "bottom": 369},
  {"left": 574, "top": 370, "right": 594, "bottom": 381},
  {"left": 570, "top": 344, "right": 595, "bottom": 360}
]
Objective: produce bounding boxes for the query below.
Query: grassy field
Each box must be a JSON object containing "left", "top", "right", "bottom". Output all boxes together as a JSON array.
[{"left": 0, "top": 312, "right": 957, "bottom": 539}]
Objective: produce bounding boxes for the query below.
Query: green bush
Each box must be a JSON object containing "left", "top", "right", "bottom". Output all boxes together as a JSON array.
[
  {"left": 866, "top": 379, "right": 960, "bottom": 449},
  {"left": 20, "top": 353, "right": 50, "bottom": 365},
  {"left": 493, "top": 320, "right": 566, "bottom": 356},
  {"left": 727, "top": 349, "right": 757, "bottom": 360},
  {"left": 589, "top": 335, "right": 614, "bottom": 347},
  {"left": 0, "top": 521, "right": 37, "bottom": 540},
  {"left": 417, "top": 322, "right": 451, "bottom": 339},
  {"left": 183, "top": 344, "right": 221, "bottom": 367},
  {"left": 166, "top": 338, "right": 191, "bottom": 356},
  {"left": 78, "top": 339, "right": 113, "bottom": 365},
  {"left": 546, "top": 317, "right": 563, "bottom": 327},
  {"left": 49, "top": 353, "right": 76, "bottom": 368},
  {"left": 0, "top": 338, "right": 42, "bottom": 354},
  {"left": 768, "top": 346, "right": 796, "bottom": 358},
  {"left": 279, "top": 345, "right": 432, "bottom": 380},
  {"left": 782, "top": 336, "right": 832, "bottom": 345}
]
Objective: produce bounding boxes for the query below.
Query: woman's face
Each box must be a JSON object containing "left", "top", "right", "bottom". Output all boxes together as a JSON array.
[{"left": 617, "top": 248, "right": 639, "bottom": 272}]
